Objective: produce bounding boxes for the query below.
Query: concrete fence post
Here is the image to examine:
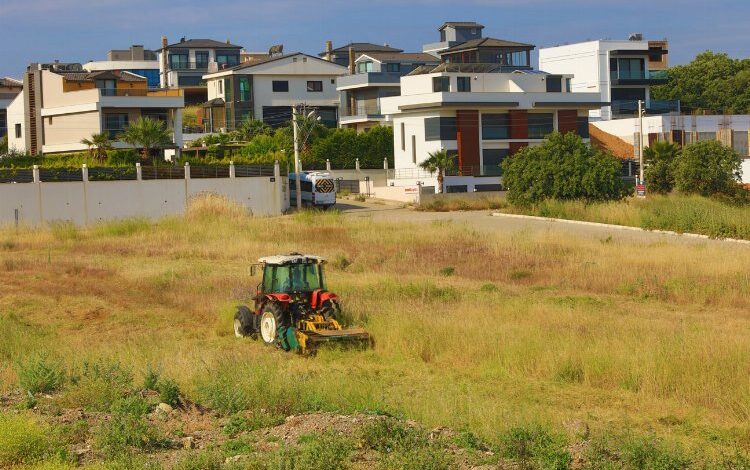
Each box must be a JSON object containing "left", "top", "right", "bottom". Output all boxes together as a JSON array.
[
  {"left": 184, "top": 162, "right": 190, "bottom": 180},
  {"left": 32, "top": 165, "right": 40, "bottom": 183},
  {"left": 326, "top": 159, "right": 331, "bottom": 171},
  {"left": 273, "top": 160, "right": 283, "bottom": 214},
  {"left": 383, "top": 158, "right": 388, "bottom": 170},
  {"left": 355, "top": 158, "right": 360, "bottom": 172},
  {"left": 136, "top": 163, "right": 142, "bottom": 181},
  {"left": 229, "top": 160, "right": 236, "bottom": 178},
  {"left": 81, "top": 164, "right": 89, "bottom": 182}
]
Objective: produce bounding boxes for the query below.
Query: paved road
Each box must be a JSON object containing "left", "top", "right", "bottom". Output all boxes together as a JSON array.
[{"left": 336, "top": 199, "right": 750, "bottom": 248}]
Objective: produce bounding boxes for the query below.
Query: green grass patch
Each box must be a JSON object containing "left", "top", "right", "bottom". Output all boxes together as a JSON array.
[{"left": 0, "top": 412, "right": 60, "bottom": 466}]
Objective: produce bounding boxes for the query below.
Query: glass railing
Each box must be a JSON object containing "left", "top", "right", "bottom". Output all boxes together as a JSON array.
[
  {"left": 611, "top": 100, "right": 680, "bottom": 115},
  {"left": 610, "top": 70, "right": 668, "bottom": 81}
]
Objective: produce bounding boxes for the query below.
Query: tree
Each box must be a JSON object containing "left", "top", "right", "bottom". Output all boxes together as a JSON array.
[
  {"left": 644, "top": 141, "right": 680, "bottom": 194},
  {"left": 419, "top": 149, "right": 456, "bottom": 193},
  {"left": 358, "top": 126, "right": 394, "bottom": 168},
  {"left": 120, "top": 117, "right": 173, "bottom": 161},
  {"left": 80, "top": 132, "right": 113, "bottom": 162},
  {"left": 501, "top": 131, "right": 626, "bottom": 205},
  {"left": 673, "top": 140, "right": 741, "bottom": 196},
  {"left": 651, "top": 51, "right": 750, "bottom": 114},
  {"left": 233, "top": 118, "right": 272, "bottom": 142},
  {"left": 0, "top": 135, "right": 7, "bottom": 155}
]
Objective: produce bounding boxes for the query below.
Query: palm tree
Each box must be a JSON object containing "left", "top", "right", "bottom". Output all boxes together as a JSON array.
[
  {"left": 234, "top": 117, "right": 272, "bottom": 142},
  {"left": 419, "top": 149, "right": 456, "bottom": 193},
  {"left": 80, "top": 132, "right": 112, "bottom": 162},
  {"left": 644, "top": 141, "right": 680, "bottom": 194},
  {"left": 120, "top": 117, "right": 173, "bottom": 161}
]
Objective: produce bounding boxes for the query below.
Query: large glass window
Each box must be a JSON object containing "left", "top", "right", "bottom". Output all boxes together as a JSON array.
[
  {"left": 577, "top": 116, "right": 590, "bottom": 138},
  {"left": 357, "top": 62, "right": 373, "bottom": 74},
  {"left": 457, "top": 76, "right": 471, "bottom": 92},
  {"left": 506, "top": 51, "right": 528, "bottom": 66},
  {"left": 616, "top": 58, "right": 645, "bottom": 80},
  {"left": 425, "top": 117, "right": 457, "bottom": 141},
  {"left": 432, "top": 76, "right": 450, "bottom": 92},
  {"left": 224, "top": 78, "right": 232, "bottom": 101},
  {"left": 482, "top": 114, "right": 510, "bottom": 140},
  {"left": 263, "top": 264, "right": 322, "bottom": 293},
  {"left": 95, "top": 79, "right": 116, "bottom": 96},
  {"left": 195, "top": 51, "right": 209, "bottom": 69},
  {"left": 528, "top": 113, "right": 554, "bottom": 139},
  {"left": 732, "top": 130, "right": 749, "bottom": 156},
  {"left": 169, "top": 53, "right": 188, "bottom": 69},
  {"left": 482, "top": 149, "right": 509, "bottom": 176},
  {"left": 272, "top": 80, "right": 289, "bottom": 92},
  {"left": 386, "top": 63, "right": 400, "bottom": 73},
  {"left": 307, "top": 81, "right": 323, "bottom": 92},
  {"left": 239, "top": 77, "right": 251, "bottom": 102},
  {"left": 104, "top": 113, "right": 128, "bottom": 139},
  {"left": 546, "top": 76, "right": 562, "bottom": 92}
]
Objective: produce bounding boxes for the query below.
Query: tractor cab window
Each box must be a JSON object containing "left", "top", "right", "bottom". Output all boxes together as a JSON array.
[{"left": 264, "top": 263, "right": 323, "bottom": 293}]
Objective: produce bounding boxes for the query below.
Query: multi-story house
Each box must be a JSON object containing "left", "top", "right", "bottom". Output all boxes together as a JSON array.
[
  {"left": 320, "top": 42, "right": 404, "bottom": 67},
  {"left": 201, "top": 52, "right": 347, "bottom": 132},
  {"left": 7, "top": 63, "right": 183, "bottom": 155},
  {"left": 380, "top": 63, "right": 604, "bottom": 192},
  {"left": 337, "top": 51, "right": 439, "bottom": 132},
  {"left": 539, "top": 36, "right": 676, "bottom": 121},
  {"left": 159, "top": 37, "right": 243, "bottom": 104},
  {"left": 1, "top": 77, "right": 23, "bottom": 138},
  {"left": 423, "top": 22, "right": 485, "bottom": 56},
  {"left": 83, "top": 45, "right": 160, "bottom": 88}
]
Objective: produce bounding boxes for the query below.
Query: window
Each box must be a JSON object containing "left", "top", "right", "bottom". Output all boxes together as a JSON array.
[
  {"left": 0, "top": 110, "right": 6, "bottom": 135},
  {"left": 482, "top": 149, "right": 509, "bottom": 176},
  {"left": 195, "top": 51, "right": 209, "bottom": 69},
  {"left": 169, "top": 53, "right": 188, "bottom": 69},
  {"left": 565, "top": 78, "right": 571, "bottom": 92},
  {"left": 95, "top": 79, "right": 116, "bottom": 96},
  {"left": 528, "top": 113, "right": 554, "bottom": 139},
  {"left": 218, "top": 80, "right": 223, "bottom": 94},
  {"left": 577, "top": 116, "right": 590, "bottom": 138},
  {"left": 412, "top": 135, "right": 416, "bottom": 164},
  {"left": 446, "top": 185, "right": 468, "bottom": 193},
  {"left": 424, "top": 117, "right": 457, "bottom": 141},
  {"left": 432, "top": 76, "right": 450, "bottom": 92},
  {"left": 546, "top": 76, "right": 562, "bottom": 93},
  {"left": 104, "top": 113, "right": 128, "bottom": 139},
  {"left": 698, "top": 131, "right": 716, "bottom": 142},
  {"left": 505, "top": 51, "right": 528, "bottom": 67},
  {"left": 357, "top": 62, "right": 373, "bottom": 74},
  {"left": 216, "top": 52, "right": 239, "bottom": 68},
  {"left": 401, "top": 123, "right": 405, "bottom": 151},
  {"left": 615, "top": 58, "right": 645, "bottom": 80},
  {"left": 272, "top": 80, "right": 289, "bottom": 92},
  {"left": 262, "top": 264, "right": 322, "bottom": 293},
  {"left": 224, "top": 78, "right": 232, "bottom": 101},
  {"left": 475, "top": 184, "right": 502, "bottom": 192},
  {"left": 482, "top": 114, "right": 510, "bottom": 140},
  {"left": 15, "top": 123, "right": 21, "bottom": 138},
  {"left": 732, "top": 130, "right": 749, "bottom": 156},
  {"left": 239, "top": 77, "right": 251, "bottom": 102},
  {"left": 386, "top": 63, "right": 401, "bottom": 73},
  {"left": 457, "top": 76, "right": 471, "bottom": 92},
  {"left": 307, "top": 81, "right": 323, "bottom": 92}
]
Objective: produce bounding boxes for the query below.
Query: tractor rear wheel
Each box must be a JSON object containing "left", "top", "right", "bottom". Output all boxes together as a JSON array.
[
  {"left": 234, "top": 306, "right": 256, "bottom": 338},
  {"left": 259, "top": 302, "right": 286, "bottom": 346}
]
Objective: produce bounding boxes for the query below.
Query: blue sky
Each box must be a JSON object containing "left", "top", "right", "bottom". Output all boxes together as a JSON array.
[{"left": 1, "top": 0, "right": 748, "bottom": 78}]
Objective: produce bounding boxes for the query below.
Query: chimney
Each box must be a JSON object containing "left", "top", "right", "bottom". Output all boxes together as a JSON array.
[
  {"left": 325, "top": 41, "right": 333, "bottom": 61},
  {"left": 180, "top": 37, "right": 186, "bottom": 43},
  {"left": 226, "top": 38, "right": 231, "bottom": 45},
  {"left": 161, "top": 36, "right": 168, "bottom": 88},
  {"left": 348, "top": 46, "right": 355, "bottom": 74}
]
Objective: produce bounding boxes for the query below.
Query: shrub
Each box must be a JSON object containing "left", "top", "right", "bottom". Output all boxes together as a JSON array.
[
  {"left": 0, "top": 412, "right": 55, "bottom": 465},
  {"left": 223, "top": 411, "right": 285, "bottom": 437},
  {"left": 298, "top": 431, "right": 354, "bottom": 470},
  {"left": 644, "top": 141, "right": 680, "bottom": 194},
  {"left": 502, "top": 132, "right": 626, "bottom": 205},
  {"left": 142, "top": 367, "right": 160, "bottom": 391},
  {"left": 17, "top": 353, "right": 65, "bottom": 394},
  {"left": 157, "top": 378, "right": 180, "bottom": 407},
  {"left": 173, "top": 450, "right": 223, "bottom": 470},
  {"left": 60, "top": 360, "right": 133, "bottom": 411},
  {"left": 620, "top": 435, "right": 690, "bottom": 470},
  {"left": 500, "top": 425, "right": 571, "bottom": 470},
  {"left": 95, "top": 396, "right": 164, "bottom": 457},
  {"left": 360, "top": 418, "right": 427, "bottom": 453},
  {"left": 673, "top": 140, "right": 742, "bottom": 197}
]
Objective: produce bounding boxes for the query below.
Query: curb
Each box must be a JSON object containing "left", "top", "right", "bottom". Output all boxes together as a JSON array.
[{"left": 490, "top": 212, "right": 750, "bottom": 245}]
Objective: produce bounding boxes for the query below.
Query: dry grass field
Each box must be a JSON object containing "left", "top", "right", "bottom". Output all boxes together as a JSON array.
[{"left": 1, "top": 195, "right": 750, "bottom": 469}]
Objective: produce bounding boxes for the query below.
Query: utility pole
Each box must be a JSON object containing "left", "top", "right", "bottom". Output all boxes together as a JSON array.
[
  {"left": 292, "top": 105, "right": 302, "bottom": 209},
  {"left": 638, "top": 99, "right": 645, "bottom": 185}
]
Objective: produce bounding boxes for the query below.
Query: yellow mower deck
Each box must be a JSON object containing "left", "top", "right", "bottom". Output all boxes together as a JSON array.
[{"left": 294, "top": 315, "right": 372, "bottom": 353}]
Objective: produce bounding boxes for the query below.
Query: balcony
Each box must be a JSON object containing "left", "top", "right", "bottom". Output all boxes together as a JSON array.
[
  {"left": 337, "top": 72, "right": 402, "bottom": 90},
  {"left": 98, "top": 88, "right": 183, "bottom": 97},
  {"left": 610, "top": 69, "right": 668, "bottom": 85},
  {"left": 611, "top": 99, "right": 680, "bottom": 116}
]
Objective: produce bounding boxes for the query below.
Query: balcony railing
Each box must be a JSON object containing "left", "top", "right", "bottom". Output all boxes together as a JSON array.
[
  {"left": 610, "top": 70, "right": 669, "bottom": 82},
  {"left": 337, "top": 72, "right": 402, "bottom": 89},
  {"left": 342, "top": 102, "right": 382, "bottom": 118},
  {"left": 389, "top": 165, "right": 503, "bottom": 180},
  {"left": 98, "top": 88, "right": 183, "bottom": 97},
  {"left": 168, "top": 60, "right": 238, "bottom": 71},
  {"left": 611, "top": 99, "right": 680, "bottom": 116}
]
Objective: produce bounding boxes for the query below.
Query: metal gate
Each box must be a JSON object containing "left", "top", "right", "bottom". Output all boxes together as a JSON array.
[{"left": 335, "top": 179, "right": 360, "bottom": 194}]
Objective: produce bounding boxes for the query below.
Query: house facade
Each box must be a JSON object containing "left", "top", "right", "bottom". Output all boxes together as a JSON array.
[
  {"left": 380, "top": 63, "right": 604, "bottom": 192},
  {"left": 7, "top": 63, "right": 183, "bottom": 155},
  {"left": 202, "top": 53, "right": 347, "bottom": 132},
  {"left": 539, "top": 37, "right": 676, "bottom": 121},
  {"left": 1, "top": 77, "right": 23, "bottom": 138},
  {"left": 423, "top": 22, "right": 485, "bottom": 56},
  {"left": 337, "top": 52, "right": 439, "bottom": 132},
  {"left": 84, "top": 45, "right": 160, "bottom": 88},
  {"left": 159, "top": 37, "right": 243, "bottom": 104},
  {"left": 320, "top": 42, "right": 403, "bottom": 67}
]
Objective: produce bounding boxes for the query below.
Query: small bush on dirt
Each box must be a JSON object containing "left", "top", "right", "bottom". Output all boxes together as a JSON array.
[
  {"left": 223, "top": 411, "right": 285, "bottom": 437},
  {"left": 95, "top": 396, "right": 164, "bottom": 458},
  {"left": 142, "top": 367, "right": 160, "bottom": 391},
  {"left": 381, "top": 446, "right": 452, "bottom": 470},
  {"left": 61, "top": 360, "right": 133, "bottom": 412},
  {"left": 157, "top": 377, "right": 180, "bottom": 407},
  {"left": 0, "top": 412, "right": 56, "bottom": 465},
  {"left": 17, "top": 353, "right": 65, "bottom": 394},
  {"left": 620, "top": 435, "right": 690, "bottom": 470},
  {"left": 298, "top": 431, "right": 354, "bottom": 470},
  {"left": 360, "top": 418, "right": 427, "bottom": 454},
  {"left": 500, "top": 425, "right": 571, "bottom": 470}
]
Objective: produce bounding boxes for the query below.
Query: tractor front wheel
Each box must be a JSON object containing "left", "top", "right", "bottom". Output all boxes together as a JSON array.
[
  {"left": 234, "top": 305, "right": 256, "bottom": 338},
  {"left": 259, "top": 302, "right": 286, "bottom": 346}
]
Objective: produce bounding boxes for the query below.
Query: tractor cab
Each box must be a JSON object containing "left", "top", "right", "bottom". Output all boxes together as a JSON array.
[{"left": 257, "top": 254, "right": 326, "bottom": 296}]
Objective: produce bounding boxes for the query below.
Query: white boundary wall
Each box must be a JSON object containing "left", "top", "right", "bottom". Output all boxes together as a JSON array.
[{"left": 0, "top": 175, "right": 288, "bottom": 226}]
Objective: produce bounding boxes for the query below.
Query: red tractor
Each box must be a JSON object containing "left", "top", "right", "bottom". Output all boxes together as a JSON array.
[{"left": 234, "top": 253, "right": 370, "bottom": 353}]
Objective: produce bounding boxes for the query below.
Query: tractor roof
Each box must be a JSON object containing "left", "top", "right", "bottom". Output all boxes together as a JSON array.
[{"left": 258, "top": 253, "right": 325, "bottom": 265}]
